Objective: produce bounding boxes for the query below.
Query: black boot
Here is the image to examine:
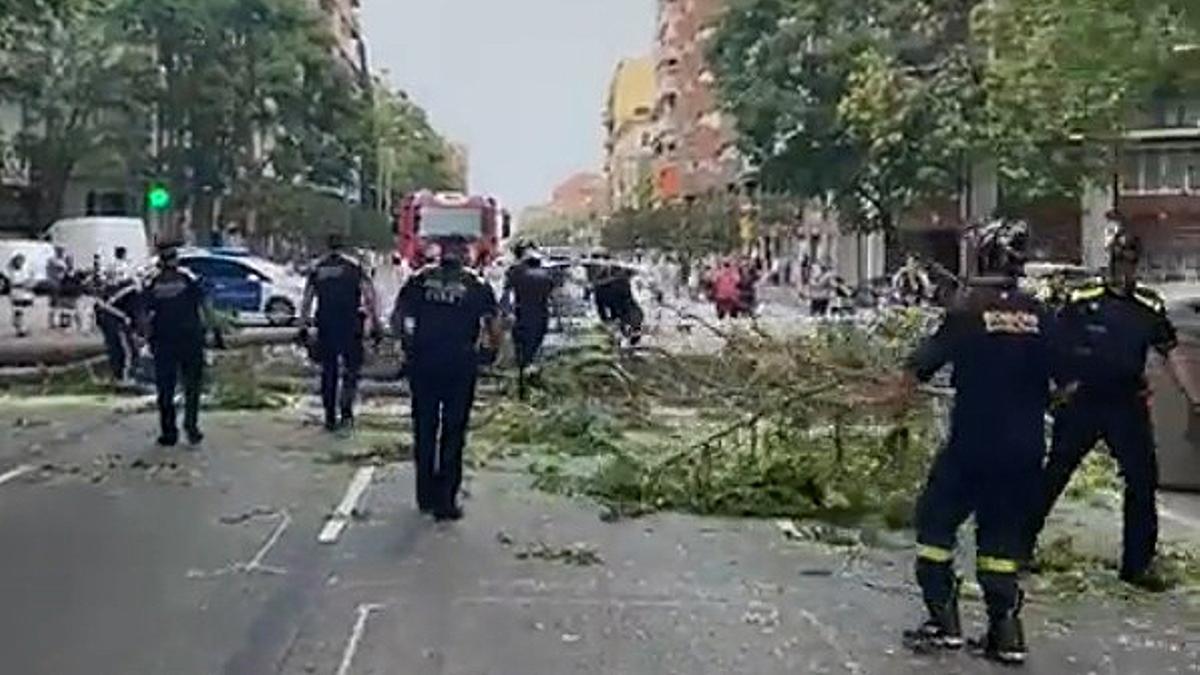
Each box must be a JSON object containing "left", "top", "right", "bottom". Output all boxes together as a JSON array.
[
  {"left": 903, "top": 588, "right": 963, "bottom": 652},
  {"left": 971, "top": 593, "right": 1027, "bottom": 665},
  {"left": 185, "top": 427, "right": 204, "bottom": 446}
]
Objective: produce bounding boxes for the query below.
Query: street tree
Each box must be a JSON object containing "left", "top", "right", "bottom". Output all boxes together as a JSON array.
[
  {"left": 710, "top": 0, "right": 1200, "bottom": 229},
  {"left": 0, "top": 0, "right": 156, "bottom": 228}
]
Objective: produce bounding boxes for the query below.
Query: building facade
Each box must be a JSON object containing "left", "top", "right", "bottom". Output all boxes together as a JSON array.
[
  {"left": 651, "top": 0, "right": 739, "bottom": 203},
  {"left": 604, "top": 57, "right": 656, "bottom": 210},
  {"left": 549, "top": 172, "right": 609, "bottom": 220},
  {"left": 307, "top": 0, "right": 368, "bottom": 79}
]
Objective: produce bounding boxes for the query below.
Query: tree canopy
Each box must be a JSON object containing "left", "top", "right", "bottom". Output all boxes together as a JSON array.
[
  {"left": 709, "top": 0, "right": 1200, "bottom": 230},
  {"left": 0, "top": 0, "right": 459, "bottom": 246}
]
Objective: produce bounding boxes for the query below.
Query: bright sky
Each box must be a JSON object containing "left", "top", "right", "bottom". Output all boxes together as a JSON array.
[{"left": 362, "top": 0, "right": 654, "bottom": 211}]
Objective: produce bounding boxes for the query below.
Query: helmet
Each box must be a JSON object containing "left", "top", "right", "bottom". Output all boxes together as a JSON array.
[
  {"left": 1106, "top": 228, "right": 1141, "bottom": 265},
  {"left": 974, "top": 219, "right": 1029, "bottom": 276}
]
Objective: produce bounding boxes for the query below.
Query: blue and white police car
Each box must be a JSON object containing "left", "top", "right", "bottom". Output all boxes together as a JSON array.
[{"left": 178, "top": 249, "right": 305, "bottom": 326}]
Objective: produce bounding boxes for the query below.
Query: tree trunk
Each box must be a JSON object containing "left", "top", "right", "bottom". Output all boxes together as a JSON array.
[{"left": 192, "top": 190, "right": 215, "bottom": 246}]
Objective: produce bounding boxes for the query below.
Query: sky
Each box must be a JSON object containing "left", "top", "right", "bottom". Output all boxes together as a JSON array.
[{"left": 362, "top": 0, "right": 655, "bottom": 212}]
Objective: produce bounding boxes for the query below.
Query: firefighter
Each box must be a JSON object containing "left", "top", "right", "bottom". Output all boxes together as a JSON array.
[
  {"left": 391, "top": 235, "right": 501, "bottom": 521},
  {"left": 299, "top": 233, "right": 381, "bottom": 432},
  {"left": 885, "top": 220, "right": 1055, "bottom": 665},
  {"left": 503, "top": 244, "right": 556, "bottom": 398},
  {"left": 141, "top": 241, "right": 224, "bottom": 447},
  {"left": 1026, "top": 229, "right": 1194, "bottom": 591},
  {"left": 95, "top": 276, "right": 143, "bottom": 382}
]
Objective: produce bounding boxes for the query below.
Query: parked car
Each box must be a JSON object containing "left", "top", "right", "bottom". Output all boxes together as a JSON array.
[
  {"left": 178, "top": 250, "right": 305, "bottom": 326},
  {"left": 0, "top": 239, "right": 55, "bottom": 296}
]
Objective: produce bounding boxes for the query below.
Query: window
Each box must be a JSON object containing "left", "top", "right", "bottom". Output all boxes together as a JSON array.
[
  {"left": 182, "top": 258, "right": 254, "bottom": 280},
  {"left": 1166, "top": 150, "right": 1188, "bottom": 191}
]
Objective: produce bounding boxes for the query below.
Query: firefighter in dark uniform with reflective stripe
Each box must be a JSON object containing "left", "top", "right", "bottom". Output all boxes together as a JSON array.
[
  {"left": 300, "top": 233, "right": 381, "bottom": 432},
  {"left": 95, "top": 278, "right": 143, "bottom": 382},
  {"left": 1026, "top": 230, "right": 1194, "bottom": 591},
  {"left": 503, "top": 243, "right": 556, "bottom": 398},
  {"left": 141, "top": 242, "right": 223, "bottom": 447},
  {"left": 391, "top": 236, "right": 501, "bottom": 521},
  {"left": 887, "top": 220, "right": 1055, "bottom": 664}
]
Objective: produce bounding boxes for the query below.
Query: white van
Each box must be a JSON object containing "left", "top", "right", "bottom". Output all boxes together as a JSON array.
[
  {"left": 0, "top": 239, "right": 55, "bottom": 295},
  {"left": 46, "top": 217, "right": 150, "bottom": 271}
]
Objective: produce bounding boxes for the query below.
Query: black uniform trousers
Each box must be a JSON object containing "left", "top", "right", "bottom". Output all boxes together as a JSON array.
[
  {"left": 152, "top": 338, "right": 204, "bottom": 440},
  {"left": 512, "top": 313, "right": 549, "bottom": 369},
  {"left": 408, "top": 362, "right": 477, "bottom": 513},
  {"left": 1029, "top": 393, "right": 1158, "bottom": 576},
  {"left": 97, "top": 312, "right": 133, "bottom": 380},
  {"left": 916, "top": 425, "right": 1041, "bottom": 619},
  {"left": 318, "top": 329, "right": 364, "bottom": 425}
]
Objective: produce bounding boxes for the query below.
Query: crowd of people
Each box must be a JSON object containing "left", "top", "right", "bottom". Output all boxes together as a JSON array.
[{"left": 5, "top": 245, "right": 136, "bottom": 338}]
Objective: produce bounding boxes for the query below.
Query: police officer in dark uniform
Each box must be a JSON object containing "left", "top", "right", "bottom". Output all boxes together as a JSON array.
[
  {"left": 503, "top": 243, "right": 556, "bottom": 397},
  {"left": 1026, "top": 229, "right": 1193, "bottom": 591},
  {"left": 391, "top": 236, "right": 501, "bottom": 521},
  {"left": 95, "top": 277, "right": 143, "bottom": 382},
  {"left": 887, "top": 220, "right": 1055, "bottom": 664},
  {"left": 300, "top": 233, "right": 381, "bottom": 432},
  {"left": 141, "top": 241, "right": 223, "bottom": 447}
]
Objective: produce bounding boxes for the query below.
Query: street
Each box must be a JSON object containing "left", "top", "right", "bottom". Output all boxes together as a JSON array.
[{"left": 0, "top": 394, "right": 1197, "bottom": 675}]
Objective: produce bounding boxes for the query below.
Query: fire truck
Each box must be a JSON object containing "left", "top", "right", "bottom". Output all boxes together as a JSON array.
[{"left": 394, "top": 191, "right": 510, "bottom": 267}]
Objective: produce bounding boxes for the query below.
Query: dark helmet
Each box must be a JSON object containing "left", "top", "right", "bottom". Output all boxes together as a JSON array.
[
  {"left": 439, "top": 235, "right": 470, "bottom": 263},
  {"left": 974, "top": 219, "right": 1029, "bottom": 276},
  {"left": 1106, "top": 228, "right": 1141, "bottom": 265},
  {"left": 155, "top": 237, "right": 183, "bottom": 265}
]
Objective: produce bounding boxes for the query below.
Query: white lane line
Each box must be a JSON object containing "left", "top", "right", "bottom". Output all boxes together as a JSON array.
[
  {"left": 319, "top": 466, "right": 375, "bottom": 545},
  {"left": 1161, "top": 506, "right": 1200, "bottom": 531},
  {"left": 335, "top": 603, "right": 384, "bottom": 675},
  {"left": 0, "top": 464, "right": 35, "bottom": 486},
  {"left": 246, "top": 510, "right": 291, "bottom": 573}
]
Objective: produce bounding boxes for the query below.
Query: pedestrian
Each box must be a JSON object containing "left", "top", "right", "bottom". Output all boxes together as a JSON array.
[
  {"left": 7, "top": 253, "right": 34, "bottom": 337},
  {"left": 1026, "top": 228, "right": 1197, "bottom": 591},
  {"left": 299, "top": 233, "right": 381, "bottom": 432},
  {"left": 95, "top": 276, "right": 142, "bottom": 383},
  {"left": 391, "top": 235, "right": 501, "bottom": 521},
  {"left": 809, "top": 261, "right": 834, "bottom": 317},
  {"left": 884, "top": 220, "right": 1055, "bottom": 664},
  {"left": 45, "top": 247, "right": 68, "bottom": 330},
  {"left": 712, "top": 260, "right": 741, "bottom": 319},
  {"left": 140, "top": 240, "right": 224, "bottom": 447},
  {"left": 503, "top": 243, "right": 556, "bottom": 398}
]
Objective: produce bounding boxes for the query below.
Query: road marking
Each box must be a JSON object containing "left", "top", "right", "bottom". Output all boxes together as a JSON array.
[
  {"left": 1161, "top": 506, "right": 1200, "bottom": 531},
  {"left": 246, "top": 510, "right": 290, "bottom": 573},
  {"left": 335, "top": 603, "right": 384, "bottom": 675},
  {"left": 319, "top": 466, "right": 375, "bottom": 545},
  {"left": 0, "top": 464, "right": 34, "bottom": 486},
  {"left": 186, "top": 509, "right": 290, "bottom": 579}
]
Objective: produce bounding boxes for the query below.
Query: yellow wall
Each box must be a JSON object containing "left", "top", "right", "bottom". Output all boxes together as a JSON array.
[{"left": 609, "top": 57, "right": 655, "bottom": 129}]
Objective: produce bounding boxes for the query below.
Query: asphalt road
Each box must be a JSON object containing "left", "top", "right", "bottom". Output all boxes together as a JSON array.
[{"left": 0, "top": 397, "right": 1197, "bottom": 675}]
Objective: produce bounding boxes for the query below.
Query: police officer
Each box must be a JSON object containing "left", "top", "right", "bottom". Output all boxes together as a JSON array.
[
  {"left": 391, "top": 235, "right": 501, "bottom": 521},
  {"left": 300, "top": 233, "right": 381, "bottom": 432},
  {"left": 95, "top": 276, "right": 142, "bottom": 382},
  {"left": 141, "top": 241, "right": 223, "bottom": 447},
  {"left": 504, "top": 243, "right": 556, "bottom": 397},
  {"left": 1026, "top": 229, "right": 1193, "bottom": 591},
  {"left": 886, "top": 220, "right": 1055, "bottom": 664}
]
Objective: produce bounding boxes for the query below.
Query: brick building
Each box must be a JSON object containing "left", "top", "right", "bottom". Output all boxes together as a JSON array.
[
  {"left": 651, "top": 0, "right": 740, "bottom": 202},
  {"left": 549, "top": 172, "right": 609, "bottom": 219},
  {"left": 307, "top": 0, "right": 369, "bottom": 79}
]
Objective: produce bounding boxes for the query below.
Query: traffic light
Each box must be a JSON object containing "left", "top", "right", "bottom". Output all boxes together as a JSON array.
[{"left": 146, "top": 184, "right": 171, "bottom": 211}]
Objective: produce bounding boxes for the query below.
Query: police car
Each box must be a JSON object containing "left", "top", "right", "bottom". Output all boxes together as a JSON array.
[{"left": 177, "top": 249, "right": 305, "bottom": 326}]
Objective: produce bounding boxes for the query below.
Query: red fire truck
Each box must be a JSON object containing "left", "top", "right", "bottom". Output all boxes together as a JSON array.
[{"left": 394, "top": 191, "right": 510, "bottom": 267}]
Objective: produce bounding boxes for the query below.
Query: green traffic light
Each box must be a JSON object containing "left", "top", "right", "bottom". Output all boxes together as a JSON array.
[{"left": 147, "top": 185, "right": 171, "bottom": 211}]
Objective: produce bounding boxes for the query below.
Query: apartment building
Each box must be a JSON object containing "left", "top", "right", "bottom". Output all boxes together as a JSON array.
[
  {"left": 651, "top": 0, "right": 739, "bottom": 203},
  {"left": 307, "top": 0, "right": 368, "bottom": 79},
  {"left": 604, "top": 57, "right": 656, "bottom": 210}
]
